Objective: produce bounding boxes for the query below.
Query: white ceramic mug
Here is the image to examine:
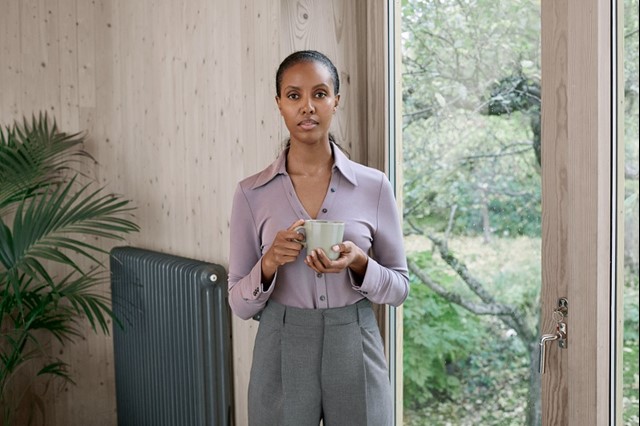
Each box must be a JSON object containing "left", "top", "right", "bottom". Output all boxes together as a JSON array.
[{"left": 295, "top": 220, "right": 345, "bottom": 261}]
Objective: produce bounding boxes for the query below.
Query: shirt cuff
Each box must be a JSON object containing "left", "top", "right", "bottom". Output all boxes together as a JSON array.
[
  {"left": 349, "top": 257, "right": 378, "bottom": 297},
  {"left": 245, "top": 260, "right": 276, "bottom": 301}
]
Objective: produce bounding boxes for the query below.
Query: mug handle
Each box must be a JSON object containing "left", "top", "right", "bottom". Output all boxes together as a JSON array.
[{"left": 294, "top": 226, "right": 307, "bottom": 247}]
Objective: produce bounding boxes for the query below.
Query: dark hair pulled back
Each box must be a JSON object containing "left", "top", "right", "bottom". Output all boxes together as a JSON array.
[{"left": 275, "top": 50, "right": 340, "bottom": 98}]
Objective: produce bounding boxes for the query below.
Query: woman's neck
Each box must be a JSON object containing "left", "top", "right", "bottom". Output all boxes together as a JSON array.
[{"left": 286, "top": 140, "right": 333, "bottom": 177}]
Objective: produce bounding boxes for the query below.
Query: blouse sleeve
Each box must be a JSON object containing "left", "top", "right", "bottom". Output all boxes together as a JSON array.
[
  {"left": 227, "top": 184, "right": 275, "bottom": 320},
  {"left": 351, "top": 174, "right": 409, "bottom": 306}
]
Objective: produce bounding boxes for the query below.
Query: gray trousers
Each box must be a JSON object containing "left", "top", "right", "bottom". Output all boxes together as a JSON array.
[{"left": 248, "top": 299, "right": 393, "bottom": 426}]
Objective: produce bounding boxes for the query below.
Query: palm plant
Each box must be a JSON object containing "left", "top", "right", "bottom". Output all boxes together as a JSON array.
[{"left": 0, "top": 113, "right": 139, "bottom": 424}]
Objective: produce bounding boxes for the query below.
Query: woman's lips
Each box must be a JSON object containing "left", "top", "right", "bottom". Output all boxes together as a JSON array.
[{"left": 298, "top": 119, "right": 318, "bottom": 130}]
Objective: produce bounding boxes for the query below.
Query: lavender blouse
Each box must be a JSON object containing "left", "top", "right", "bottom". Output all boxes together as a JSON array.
[{"left": 228, "top": 144, "right": 409, "bottom": 320}]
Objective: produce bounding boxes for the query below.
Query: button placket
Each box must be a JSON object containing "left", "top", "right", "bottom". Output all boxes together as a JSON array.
[
  {"left": 282, "top": 176, "right": 310, "bottom": 220},
  {"left": 317, "top": 174, "right": 339, "bottom": 219},
  {"left": 315, "top": 272, "right": 328, "bottom": 308}
]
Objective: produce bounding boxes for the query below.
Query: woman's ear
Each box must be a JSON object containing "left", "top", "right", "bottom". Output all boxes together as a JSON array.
[
  {"left": 333, "top": 94, "right": 341, "bottom": 112},
  {"left": 275, "top": 96, "right": 281, "bottom": 112}
]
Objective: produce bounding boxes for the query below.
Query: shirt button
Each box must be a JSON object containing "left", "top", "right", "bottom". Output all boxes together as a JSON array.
[
  {"left": 330, "top": 188, "right": 336, "bottom": 192},
  {"left": 317, "top": 273, "right": 323, "bottom": 278},
  {"left": 319, "top": 295, "right": 326, "bottom": 301},
  {"left": 322, "top": 208, "right": 328, "bottom": 213}
]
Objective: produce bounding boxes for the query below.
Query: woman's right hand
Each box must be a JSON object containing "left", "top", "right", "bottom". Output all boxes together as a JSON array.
[{"left": 261, "top": 219, "right": 305, "bottom": 282}]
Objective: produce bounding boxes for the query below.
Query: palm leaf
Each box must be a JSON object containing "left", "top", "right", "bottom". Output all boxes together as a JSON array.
[
  {"left": 54, "top": 271, "right": 115, "bottom": 334},
  {"left": 0, "top": 272, "right": 105, "bottom": 387},
  {"left": 0, "top": 112, "right": 138, "bottom": 420},
  {"left": 0, "top": 113, "right": 90, "bottom": 215},
  {"left": 0, "top": 177, "right": 139, "bottom": 287},
  {"left": 37, "top": 361, "right": 74, "bottom": 384},
  {"left": 1, "top": 274, "right": 81, "bottom": 346}
]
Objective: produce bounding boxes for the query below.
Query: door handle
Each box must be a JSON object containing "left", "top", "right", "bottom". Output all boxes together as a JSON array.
[{"left": 539, "top": 298, "right": 568, "bottom": 374}]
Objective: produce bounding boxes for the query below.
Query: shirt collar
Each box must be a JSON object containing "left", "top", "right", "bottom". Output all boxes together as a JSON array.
[{"left": 250, "top": 142, "right": 358, "bottom": 189}]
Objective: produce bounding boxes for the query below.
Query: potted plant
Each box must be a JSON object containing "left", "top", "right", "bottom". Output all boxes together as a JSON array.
[{"left": 0, "top": 113, "right": 139, "bottom": 425}]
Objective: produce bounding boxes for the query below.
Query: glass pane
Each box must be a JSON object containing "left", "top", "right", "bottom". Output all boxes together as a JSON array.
[
  {"left": 400, "top": 1, "right": 542, "bottom": 425},
  {"left": 623, "top": 0, "right": 639, "bottom": 424}
]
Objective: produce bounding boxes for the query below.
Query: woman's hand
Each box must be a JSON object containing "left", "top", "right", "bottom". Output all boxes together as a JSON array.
[
  {"left": 304, "top": 241, "right": 369, "bottom": 278},
  {"left": 261, "top": 219, "right": 305, "bottom": 282}
]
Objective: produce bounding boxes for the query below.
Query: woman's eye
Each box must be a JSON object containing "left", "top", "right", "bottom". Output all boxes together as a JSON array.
[
  {"left": 315, "top": 92, "right": 327, "bottom": 98},
  {"left": 287, "top": 93, "right": 299, "bottom": 100}
]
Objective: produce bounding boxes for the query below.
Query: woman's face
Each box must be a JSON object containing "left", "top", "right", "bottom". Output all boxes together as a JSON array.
[{"left": 276, "top": 61, "right": 340, "bottom": 146}]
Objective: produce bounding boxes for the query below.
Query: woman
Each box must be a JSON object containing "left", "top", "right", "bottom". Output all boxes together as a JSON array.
[{"left": 228, "top": 50, "right": 409, "bottom": 426}]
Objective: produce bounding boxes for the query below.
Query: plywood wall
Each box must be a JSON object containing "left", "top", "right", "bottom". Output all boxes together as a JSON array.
[{"left": 0, "top": 0, "right": 386, "bottom": 424}]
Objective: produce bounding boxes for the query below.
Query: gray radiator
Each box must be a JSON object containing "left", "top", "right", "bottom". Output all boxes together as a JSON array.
[{"left": 110, "top": 246, "right": 232, "bottom": 426}]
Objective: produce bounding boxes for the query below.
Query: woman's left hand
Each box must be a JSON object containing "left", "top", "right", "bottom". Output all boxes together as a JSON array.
[{"left": 304, "top": 241, "right": 368, "bottom": 276}]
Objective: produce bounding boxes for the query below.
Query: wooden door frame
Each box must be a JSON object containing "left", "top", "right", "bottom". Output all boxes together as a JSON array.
[
  {"left": 383, "top": 0, "right": 404, "bottom": 424},
  {"left": 540, "top": 0, "right": 623, "bottom": 424}
]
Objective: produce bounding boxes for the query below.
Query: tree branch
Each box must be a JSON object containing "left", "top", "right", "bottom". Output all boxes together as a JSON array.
[
  {"left": 408, "top": 259, "right": 512, "bottom": 316},
  {"left": 406, "top": 228, "right": 536, "bottom": 344}
]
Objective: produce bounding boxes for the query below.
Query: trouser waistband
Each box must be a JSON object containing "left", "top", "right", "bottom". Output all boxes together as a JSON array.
[{"left": 260, "top": 298, "right": 372, "bottom": 327}]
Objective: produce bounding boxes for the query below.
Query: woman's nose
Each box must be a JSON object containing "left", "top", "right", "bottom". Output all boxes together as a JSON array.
[{"left": 301, "top": 97, "right": 315, "bottom": 114}]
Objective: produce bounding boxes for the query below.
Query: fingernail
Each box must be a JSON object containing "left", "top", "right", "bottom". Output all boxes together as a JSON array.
[{"left": 332, "top": 245, "right": 340, "bottom": 251}]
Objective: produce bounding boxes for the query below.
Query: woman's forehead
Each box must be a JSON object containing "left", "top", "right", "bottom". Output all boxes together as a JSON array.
[{"left": 281, "top": 61, "right": 334, "bottom": 90}]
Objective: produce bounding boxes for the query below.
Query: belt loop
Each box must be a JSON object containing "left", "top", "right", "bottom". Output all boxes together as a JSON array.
[{"left": 356, "top": 299, "right": 363, "bottom": 324}]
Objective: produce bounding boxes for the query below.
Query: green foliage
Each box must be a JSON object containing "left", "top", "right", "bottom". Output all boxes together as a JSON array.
[
  {"left": 489, "top": 255, "right": 541, "bottom": 331},
  {"left": 404, "top": 343, "right": 530, "bottom": 426},
  {"left": 403, "top": 239, "right": 537, "bottom": 421},
  {"left": 624, "top": 305, "right": 640, "bottom": 424},
  {"left": 403, "top": 95, "right": 541, "bottom": 238},
  {"left": 402, "top": 0, "right": 542, "bottom": 239},
  {"left": 0, "top": 114, "right": 139, "bottom": 423},
  {"left": 624, "top": 284, "right": 639, "bottom": 342},
  {"left": 622, "top": 9, "right": 640, "bottom": 423},
  {"left": 623, "top": 339, "right": 639, "bottom": 425},
  {"left": 403, "top": 251, "right": 486, "bottom": 407}
]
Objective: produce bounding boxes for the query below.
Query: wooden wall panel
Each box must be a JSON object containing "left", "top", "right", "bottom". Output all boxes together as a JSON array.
[
  {"left": 231, "top": 1, "right": 283, "bottom": 422},
  {"left": 0, "top": 0, "right": 20, "bottom": 116},
  {"left": 58, "top": 0, "right": 80, "bottom": 131},
  {"left": 0, "top": 0, "right": 385, "bottom": 424},
  {"left": 365, "top": 0, "right": 387, "bottom": 172},
  {"left": 77, "top": 0, "right": 96, "bottom": 109}
]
